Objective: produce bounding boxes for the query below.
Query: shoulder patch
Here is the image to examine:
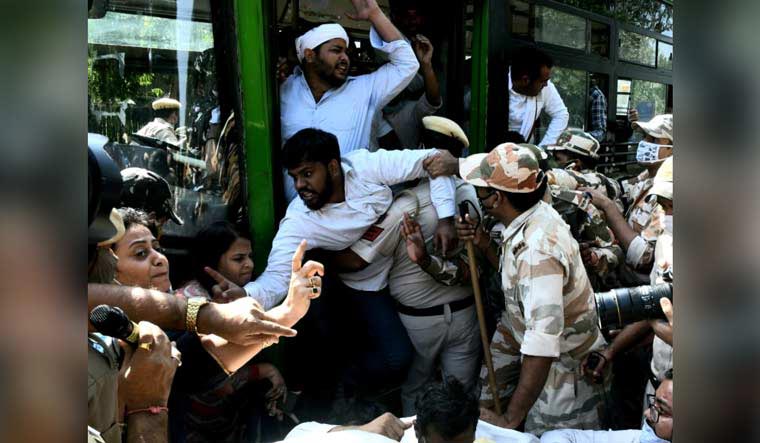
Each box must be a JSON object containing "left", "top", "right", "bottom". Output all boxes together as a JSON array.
[{"left": 362, "top": 225, "right": 384, "bottom": 242}]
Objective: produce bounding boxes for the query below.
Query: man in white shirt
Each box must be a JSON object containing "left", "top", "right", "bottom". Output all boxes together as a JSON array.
[
  {"left": 280, "top": 0, "right": 420, "bottom": 201},
  {"left": 540, "top": 370, "right": 673, "bottom": 443},
  {"left": 507, "top": 46, "right": 568, "bottom": 146},
  {"left": 279, "top": 379, "right": 539, "bottom": 443}
]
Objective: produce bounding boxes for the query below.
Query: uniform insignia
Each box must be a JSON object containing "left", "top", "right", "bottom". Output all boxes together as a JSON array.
[
  {"left": 512, "top": 240, "right": 527, "bottom": 256},
  {"left": 362, "top": 225, "right": 384, "bottom": 241}
]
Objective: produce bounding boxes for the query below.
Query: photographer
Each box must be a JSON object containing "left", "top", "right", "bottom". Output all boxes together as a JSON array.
[{"left": 584, "top": 158, "right": 673, "bottom": 408}]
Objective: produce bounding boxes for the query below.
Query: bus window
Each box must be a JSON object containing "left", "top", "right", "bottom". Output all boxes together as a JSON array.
[{"left": 87, "top": 0, "right": 245, "bottom": 246}]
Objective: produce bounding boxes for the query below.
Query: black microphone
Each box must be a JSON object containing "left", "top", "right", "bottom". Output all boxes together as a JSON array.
[{"left": 89, "top": 305, "right": 140, "bottom": 345}]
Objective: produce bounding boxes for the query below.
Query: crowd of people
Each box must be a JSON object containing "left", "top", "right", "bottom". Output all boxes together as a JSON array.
[{"left": 88, "top": 1, "right": 674, "bottom": 442}]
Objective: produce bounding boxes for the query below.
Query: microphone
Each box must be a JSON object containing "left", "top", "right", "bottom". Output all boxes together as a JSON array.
[{"left": 89, "top": 305, "right": 140, "bottom": 345}]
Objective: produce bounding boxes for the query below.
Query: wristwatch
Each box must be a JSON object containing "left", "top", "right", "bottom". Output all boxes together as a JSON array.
[{"left": 186, "top": 296, "right": 209, "bottom": 333}]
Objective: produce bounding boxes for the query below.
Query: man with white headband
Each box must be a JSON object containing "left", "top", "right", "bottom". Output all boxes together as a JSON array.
[
  {"left": 280, "top": 0, "right": 419, "bottom": 202},
  {"left": 581, "top": 113, "right": 672, "bottom": 285}
]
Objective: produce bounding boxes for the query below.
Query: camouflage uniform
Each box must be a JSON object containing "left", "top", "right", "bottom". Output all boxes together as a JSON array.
[
  {"left": 460, "top": 144, "right": 606, "bottom": 436},
  {"left": 545, "top": 129, "right": 624, "bottom": 290},
  {"left": 619, "top": 115, "right": 672, "bottom": 285}
]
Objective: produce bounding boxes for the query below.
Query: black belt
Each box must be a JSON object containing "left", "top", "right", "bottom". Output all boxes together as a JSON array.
[{"left": 396, "top": 296, "right": 474, "bottom": 317}]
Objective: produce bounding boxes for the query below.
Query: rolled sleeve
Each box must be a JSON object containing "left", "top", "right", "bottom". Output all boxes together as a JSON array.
[{"left": 518, "top": 250, "right": 565, "bottom": 358}]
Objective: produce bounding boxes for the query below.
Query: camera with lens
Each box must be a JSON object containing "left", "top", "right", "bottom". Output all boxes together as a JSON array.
[{"left": 594, "top": 283, "right": 672, "bottom": 333}]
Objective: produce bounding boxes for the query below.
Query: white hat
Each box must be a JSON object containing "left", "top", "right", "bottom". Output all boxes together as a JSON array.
[
  {"left": 151, "top": 98, "right": 181, "bottom": 111},
  {"left": 295, "top": 23, "right": 349, "bottom": 63},
  {"left": 422, "top": 116, "right": 470, "bottom": 148}
]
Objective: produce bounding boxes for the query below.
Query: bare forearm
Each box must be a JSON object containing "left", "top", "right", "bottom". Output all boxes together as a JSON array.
[
  {"left": 88, "top": 284, "right": 186, "bottom": 332},
  {"left": 199, "top": 334, "right": 266, "bottom": 374},
  {"left": 505, "top": 355, "right": 553, "bottom": 425},
  {"left": 607, "top": 320, "right": 652, "bottom": 357},
  {"left": 126, "top": 412, "right": 168, "bottom": 443},
  {"left": 599, "top": 203, "right": 637, "bottom": 250},
  {"left": 421, "top": 64, "right": 441, "bottom": 106},
  {"left": 368, "top": 8, "right": 403, "bottom": 42}
]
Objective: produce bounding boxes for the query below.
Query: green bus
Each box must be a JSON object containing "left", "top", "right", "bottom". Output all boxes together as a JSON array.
[{"left": 87, "top": 0, "right": 673, "bottom": 280}]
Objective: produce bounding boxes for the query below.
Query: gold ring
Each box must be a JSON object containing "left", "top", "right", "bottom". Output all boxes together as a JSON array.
[
  {"left": 311, "top": 286, "right": 319, "bottom": 295},
  {"left": 138, "top": 342, "right": 152, "bottom": 352}
]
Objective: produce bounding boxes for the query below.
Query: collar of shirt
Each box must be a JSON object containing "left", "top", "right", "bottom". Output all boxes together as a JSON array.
[{"left": 499, "top": 200, "right": 544, "bottom": 244}]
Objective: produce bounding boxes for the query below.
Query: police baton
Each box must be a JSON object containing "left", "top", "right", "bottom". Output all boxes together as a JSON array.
[{"left": 459, "top": 202, "right": 502, "bottom": 415}]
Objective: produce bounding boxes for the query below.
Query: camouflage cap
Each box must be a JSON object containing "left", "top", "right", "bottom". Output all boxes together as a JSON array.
[
  {"left": 119, "top": 167, "right": 183, "bottom": 225},
  {"left": 422, "top": 116, "right": 470, "bottom": 148},
  {"left": 633, "top": 113, "right": 673, "bottom": 142},
  {"left": 545, "top": 128, "right": 601, "bottom": 158},
  {"left": 459, "top": 143, "right": 545, "bottom": 193},
  {"left": 648, "top": 156, "right": 673, "bottom": 201}
]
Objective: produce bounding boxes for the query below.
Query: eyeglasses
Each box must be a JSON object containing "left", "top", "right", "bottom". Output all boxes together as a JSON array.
[
  {"left": 646, "top": 394, "right": 671, "bottom": 423},
  {"left": 476, "top": 190, "right": 496, "bottom": 204}
]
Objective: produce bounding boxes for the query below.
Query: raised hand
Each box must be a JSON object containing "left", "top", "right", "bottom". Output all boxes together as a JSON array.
[
  {"left": 204, "top": 267, "right": 246, "bottom": 304},
  {"left": 284, "top": 240, "right": 325, "bottom": 323},
  {"left": 346, "top": 0, "right": 381, "bottom": 21},
  {"left": 401, "top": 213, "right": 427, "bottom": 264},
  {"left": 413, "top": 34, "right": 434, "bottom": 66},
  {"left": 456, "top": 213, "right": 489, "bottom": 251}
]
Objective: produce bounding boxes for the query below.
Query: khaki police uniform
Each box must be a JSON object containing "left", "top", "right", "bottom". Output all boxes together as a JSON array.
[
  {"left": 350, "top": 179, "right": 482, "bottom": 415},
  {"left": 88, "top": 333, "right": 124, "bottom": 443}
]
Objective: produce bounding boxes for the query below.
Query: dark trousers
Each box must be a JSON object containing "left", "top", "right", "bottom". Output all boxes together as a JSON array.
[{"left": 281, "top": 277, "right": 412, "bottom": 407}]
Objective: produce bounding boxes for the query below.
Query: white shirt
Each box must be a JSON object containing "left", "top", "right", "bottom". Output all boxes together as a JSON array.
[
  {"left": 507, "top": 67, "right": 569, "bottom": 146},
  {"left": 280, "top": 27, "right": 420, "bottom": 202},
  {"left": 540, "top": 429, "right": 643, "bottom": 443},
  {"left": 245, "top": 149, "right": 456, "bottom": 309},
  {"left": 281, "top": 418, "right": 539, "bottom": 443}
]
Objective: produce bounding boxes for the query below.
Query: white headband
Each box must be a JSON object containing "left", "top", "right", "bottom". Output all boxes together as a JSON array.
[{"left": 295, "top": 23, "right": 349, "bottom": 62}]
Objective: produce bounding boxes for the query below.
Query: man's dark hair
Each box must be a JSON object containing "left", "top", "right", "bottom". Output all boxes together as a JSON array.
[
  {"left": 282, "top": 128, "right": 341, "bottom": 170},
  {"left": 154, "top": 108, "right": 178, "bottom": 120},
  {"left": 192, "top": 221, "right": 252, "bottom": 293},
  {"left": 511, "top": 46, "right": 554, "bottom": 82},
  {"left": 664, "top": 368, "right": 673, "bottom": 381},
  {"left": 504, "top": 131, "right": 526, "bottom": 144},
  {"left": 503, "top": 176, "right": 548, "bottom": 212},
  {"left": 415, "top": 378, "right": 479, "bottom": 440}
]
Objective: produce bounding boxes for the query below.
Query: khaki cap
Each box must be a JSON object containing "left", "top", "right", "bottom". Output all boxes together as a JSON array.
[
  {"left": 648, "top": 156, "right": 673, "bottom": 200},
  {"left": 633, "top": 113, "right": 673, "bottom": 142},
  {"left": 460, "top": 143, "right": 544, "bottom": 193}
]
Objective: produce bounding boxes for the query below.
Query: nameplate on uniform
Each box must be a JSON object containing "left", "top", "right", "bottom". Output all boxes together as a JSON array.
[{"left": 512, "top": 240, "right": 527, "bottom": 256}]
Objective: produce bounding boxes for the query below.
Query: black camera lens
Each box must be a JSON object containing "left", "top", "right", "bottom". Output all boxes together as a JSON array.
[{"left": 595, "top": 283, "right": 672, "bottom": 332}]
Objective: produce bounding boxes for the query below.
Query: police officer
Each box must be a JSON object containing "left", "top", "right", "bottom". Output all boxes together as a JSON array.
[
  {"left": 544, "top": 129, "right": 625, "bottom": 290},
  {"left": 450, "top": 144, "right": 606, "bottom": 436},
  {"left": 119, "top": 167, "right": 184, "bottom": 231},
  {"left": 136, "top": 98, "right": 185, "bottom": 147}
]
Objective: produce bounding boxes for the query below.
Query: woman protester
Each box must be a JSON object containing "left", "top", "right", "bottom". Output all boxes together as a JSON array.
[{"left": 111, "top": 209, "right": 323, "bottom": 441}]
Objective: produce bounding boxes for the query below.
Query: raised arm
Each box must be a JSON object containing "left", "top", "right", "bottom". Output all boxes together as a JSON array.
[{"left": 347, "top": 0, "right": 419, "bottom": 110}]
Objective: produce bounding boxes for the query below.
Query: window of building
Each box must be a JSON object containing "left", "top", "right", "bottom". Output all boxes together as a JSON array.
[
  {"left": 619, "top": 30, "right": 657, "bottom": 66},
  {"left": 535, "top": 5, "right": 586, "bottom": 50},
  {"left": 590, "top": 20, "right": 610, "bottom": 58},
  {"left": 616, "top": 78, "right": 632, "bottom": 116},
  {"left": 630, "top": 79, "right": 668, "bottom": 120},
  {"left": 657, "top": 41, "right": 673, "bottom": 70},
  {"left": 614, "top": 0, "right": 673, "bottom": 37}
]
